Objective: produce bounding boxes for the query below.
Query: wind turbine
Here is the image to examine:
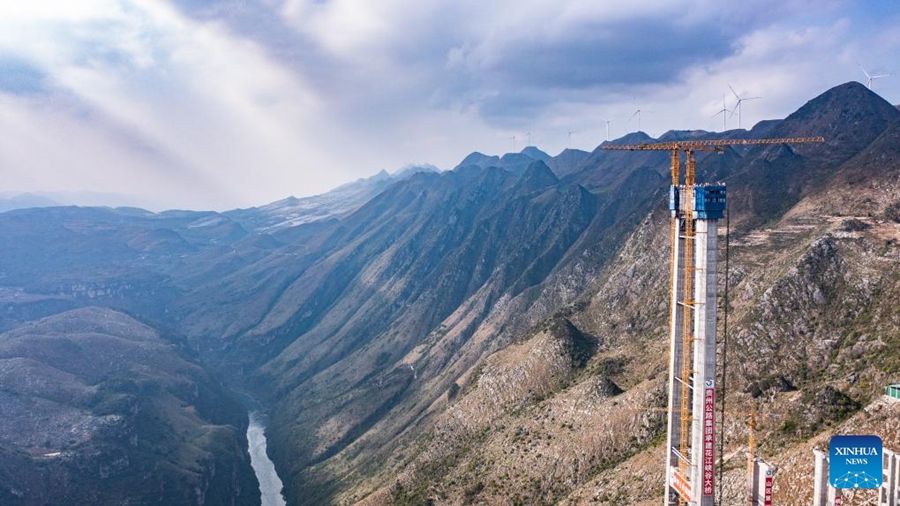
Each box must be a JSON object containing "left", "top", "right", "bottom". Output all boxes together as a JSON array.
[
  {"left": 627, "top": 109, "right": 653, "bottom": 132},
  {"left": 510, "top": 135, "right": 517, "bottom": 152},
  {"left": 712, "top": 94, "right": 730, "bottom": 132},
  {"left": 525, "top": 131, "right": 532, "bottom": 147},
  {"left": 858, "top": 62, "right": 892, "bottom": 90},
  {"left": 728, "top": 84, "right": 760, "bottom": 129},
  {"left": 600, "top": 118, "right": 612, "bottom": 142},
  {"left": 567, "top": 130, "right": 576, "bottom": 148}
]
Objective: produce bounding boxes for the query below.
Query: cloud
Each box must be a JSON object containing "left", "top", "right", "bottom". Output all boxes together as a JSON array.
[
  {"left": 0, "top": 0, "right": 360, "bottom": 209},
  {"left": 0, "top": 0, "right": 898, "bottom": 209}
]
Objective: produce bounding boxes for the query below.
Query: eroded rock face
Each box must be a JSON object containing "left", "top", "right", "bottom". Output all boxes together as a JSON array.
[{"left": 0, "top": 308, "right": 260, "bottom": 506}]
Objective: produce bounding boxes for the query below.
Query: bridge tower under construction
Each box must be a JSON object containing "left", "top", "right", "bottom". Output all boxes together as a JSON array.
[
  {"left": 664, "top": 178, "right": 726, "bottom": 506},
  {"left": 602, "top": 136, "right": 824, "bottom": 506}
]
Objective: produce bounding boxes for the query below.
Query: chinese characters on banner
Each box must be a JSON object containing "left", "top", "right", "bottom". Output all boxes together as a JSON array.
[
  {"left": 763, "top": 473, "right": 773, "bottom": 506},
  {"left": 703, "top": 384, "right": 715, "bottom": 496}
]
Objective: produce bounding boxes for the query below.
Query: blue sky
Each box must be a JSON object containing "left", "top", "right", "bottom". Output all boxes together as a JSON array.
[{"left": 1, "top": 0, "right": 899, "bottom": 210}]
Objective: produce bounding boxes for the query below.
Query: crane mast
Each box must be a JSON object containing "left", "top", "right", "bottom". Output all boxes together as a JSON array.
[{"left": 603, "top": 136, "right": 824, "bottom": 506}]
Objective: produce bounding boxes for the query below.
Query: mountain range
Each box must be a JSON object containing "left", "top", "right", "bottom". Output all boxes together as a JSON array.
[{"left": 1, "top": 82, "right": 899, "bottom": 505}]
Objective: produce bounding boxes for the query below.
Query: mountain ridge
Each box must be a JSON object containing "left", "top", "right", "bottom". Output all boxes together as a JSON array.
[{"left": 1, "top": 82, "right": 899, "bottom": 505}]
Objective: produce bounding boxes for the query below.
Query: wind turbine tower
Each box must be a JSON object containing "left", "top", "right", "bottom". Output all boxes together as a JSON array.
[
  {"left": 859, "top": 63, "right": 892, "bottom": 90},
  {"left": 728, "top": 84, "right": 760, "bottom": 129},
  {"left": 600, "top": 118, "right": 612, "bottom": 142},
  {"left": 628, "top": 109, "right": 653, "bottom": 132},
  {"left": 712, "top": 95, "right": 729, "bottom": 132}
]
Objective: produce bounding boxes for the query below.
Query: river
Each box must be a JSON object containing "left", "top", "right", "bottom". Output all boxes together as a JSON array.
[{"left": 247, "top": 412, "right": 287, "bottom": 506}]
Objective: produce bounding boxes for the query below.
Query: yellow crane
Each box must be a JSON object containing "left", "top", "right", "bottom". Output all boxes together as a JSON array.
[
  {"left": 603, "top": 136, "right": 824, "bottom": 506},
  {"left": 747, "top": 404, "right": 758, "bottom": 506}
]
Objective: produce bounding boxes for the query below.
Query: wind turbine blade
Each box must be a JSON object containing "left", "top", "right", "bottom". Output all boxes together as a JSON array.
[
  {"left": 728, "top": 84, "right": 741, "bottom": 101},
  {"left": 745, "top": 96, "right": 761, "bottom": 101},
  {"left": 859, "top": 62, "right": 872, "bottom": 79}
]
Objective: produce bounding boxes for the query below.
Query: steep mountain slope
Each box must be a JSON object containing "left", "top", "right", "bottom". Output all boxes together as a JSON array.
[
  {"left": 722, "top": 81, "right": 900, "bottom": 228},
  {"left": 545, "top": 148, "right": 590, "bottom": 178},
  {"left": 1, "top": 82, "right": 898, "bottom": 506},
  {"left": 333, "top": 87, "right": 900, "bottom": 506},
  {"left": 225, "top": 166, "right": 438, "bottom": 234},
  {"left": 230, "top": 85, "right": 898, "bottom": 506},
  {"left": 138, "top": 150, "right": 667, "bottom": 504},
  {"left": 0, "top": 308, "right": 259, "bottom": 506},
  {"left": 190, "top": 163, "right": 608, "bottom": 503}
]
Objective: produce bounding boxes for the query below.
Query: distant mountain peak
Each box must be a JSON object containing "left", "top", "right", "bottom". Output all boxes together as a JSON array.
[
  {"left": 556, "top": 148, "right": 589, "bottom": 156},
  {"left": 545, "top": 148, "right": 591, "bottom": 178},
  {"left": 393, "top": 163, "right": 440, "bottom": 179},
  {"left": 658, "top": 129, "right": 710, "bottom": 142},
  {"left": 499, "top": 152, "right": 532, "bottom": 162},
  {"left": 458, "top": 151, "right": 501, "bottom": 170},
  {"left": 520, "top": 146, "right": 551, "bottom": 161},
  {"left": 768, "top": 81, "right": 900, "bottom": 162},
  {"left": 784, "top": 81, "right": 899, "bottom": 126},
  {"left": 517, "top": 160, "right": 560, "bottom": 192},
  {"left": 607, "top": 131, "right": 654, "bottom": 145}
]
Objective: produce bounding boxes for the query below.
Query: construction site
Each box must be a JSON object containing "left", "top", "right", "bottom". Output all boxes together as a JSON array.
[{"left": 603, "top": 138, "right": 900, "bottom": 506}]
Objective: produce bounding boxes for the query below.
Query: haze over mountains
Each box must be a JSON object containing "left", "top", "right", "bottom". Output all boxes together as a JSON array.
[{"left": 1, "top": 82, "right": 900, "bottom": 505}]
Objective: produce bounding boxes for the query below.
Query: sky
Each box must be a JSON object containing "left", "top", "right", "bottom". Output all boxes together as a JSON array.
[{"left": 1, "top": 0, "right": 899, "bottom": 210}]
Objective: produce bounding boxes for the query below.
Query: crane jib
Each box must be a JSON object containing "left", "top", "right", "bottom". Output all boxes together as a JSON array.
[{"left": 601, "top": 136, "right": 825, "bottom": 151}]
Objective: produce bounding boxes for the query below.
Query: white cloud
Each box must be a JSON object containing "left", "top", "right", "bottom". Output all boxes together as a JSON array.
[
  {"left": 0, "top": 0, "right": 897, "bottom": 209},
  {"left": 0, "top": 0, "right": 360, "bottom": 209}
]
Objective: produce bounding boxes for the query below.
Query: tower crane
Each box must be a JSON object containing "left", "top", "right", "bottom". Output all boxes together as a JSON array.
[{"left": 603, "top": 136, "right": 825, "bottom": 506}]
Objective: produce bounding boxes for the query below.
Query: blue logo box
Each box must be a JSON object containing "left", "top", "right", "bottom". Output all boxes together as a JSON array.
[{"left": 830, "top": 435, "right": 883, "bottom": 489}]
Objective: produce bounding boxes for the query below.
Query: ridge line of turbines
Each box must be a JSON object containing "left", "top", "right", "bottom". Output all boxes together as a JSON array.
[{"left": 507, "top": 63, "right": 892, "bottom": 152}]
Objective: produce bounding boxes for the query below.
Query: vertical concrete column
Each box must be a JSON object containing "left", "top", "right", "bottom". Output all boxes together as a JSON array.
[
  {"left": 690, "top": 218, "right": 718, "bottom": 506},
  {"left": 894, "top": 450, "right": 900, "bottom": 506},
  {"left": 665, "top": 217, "right": 686, "bottom": 506},
  {"left": 813, "top": 449, "right": 830, "bottom": 506},
  {"left": 752, "top": 460, "right": 775, "bottom": 506},
  {"left": 883, "top": 449, "right": 898, "bottom": 506},
  {"left": 750, "top": 458, "right": 760, "bottom": 506}
]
